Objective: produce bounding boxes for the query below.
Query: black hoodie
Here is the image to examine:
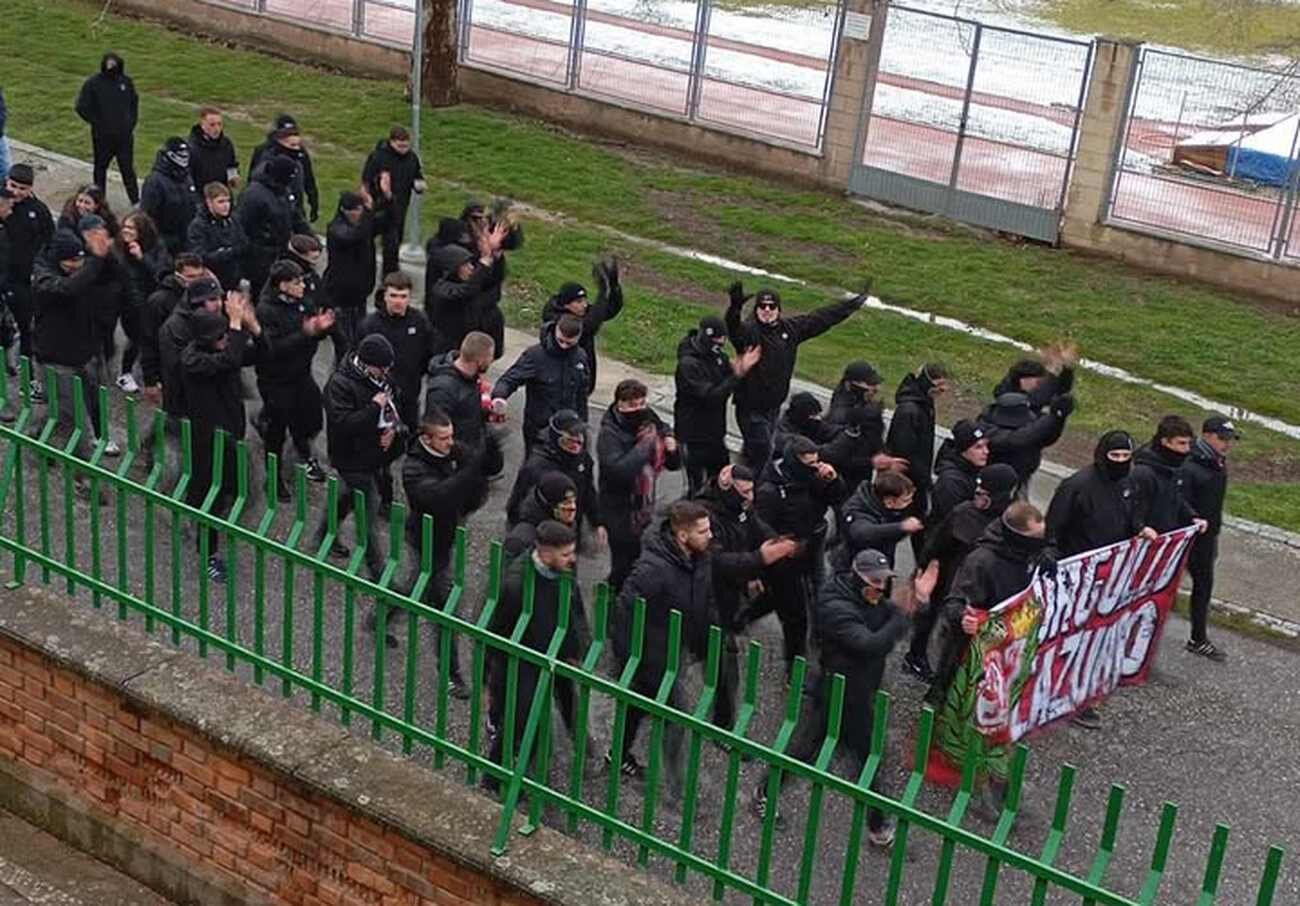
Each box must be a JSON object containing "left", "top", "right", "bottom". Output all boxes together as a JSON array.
[
  {"left": 506, "top": 423, "right": 601, "bottom": 530},
  {"left": 249, "top": 137, "right": 318, "bottom": 220},
  {"left": 930, "top": 438, "right": 981, "bottom": 522},
  {"left": 359, "top": 302, "right": 434, "bottom": 424},
  {"left": 696, "top": 479, "right": 775, "bottom": 626},
  {"left": 540, "top": 273, "right": 623, "bottom": 392},
  {"left": 1046, "top": 431, "right": 1147, "bottom": 558},
  {"left": 75, "top": 53, "right": 138, "bottom": 137},
  {"left": 755, "top": 453, "right": 848, "bottom": 566},
  {"left": 32, "top": 252, "right": 104, "bottom": 367},
  {"left": 140, "top": 149, "right": 198, "bottom": 252},
  {"left": 815, "top": 571, "right": 908, "bottom": 738},
  {"left": 323, "top": 203, "right": 375, "bottom": 307},
  {"left": 835, "top": 480, "right": 909, "bottom": 570},
  {"left": 885, "top": 372, "right": 937, "bottom": 490},
  {"left": 361, "top": 139, "right": 424, "bottom": 220},
  {"left": 490, "top": 324, "right": 591, "bottom": 439},
  {"left": 673, "top": 329, "right": 737, "bottom": 446},
  {"left": 237, "top": 168, "right": 309, "bottom": 286},
  {"left": 1132, "top": 444, "right": 1198, "bottom": 533},
  {"left": 186, "top": 204, "right": 248, "bottom": 291},
  {"left": 401, "top": 436, "right": 481, "bottom": 566},
  {"left": 944, "top": 517, "right": 1044, "bottom": 614},
  {"left": 424, "top": 351, "right": 488, "bottom": 454},
  {"left": 139, "top": 272, "right": 188, "bottom": 389},
  {"left": 187, "top": 123, "right": 239, "bottom": 190},
  {"left": 1180, "top": 438, "right": 1226, "bottom": 537},
  {"left": 180, "top": 328, "right": 256, "bottom": 440},
  {"left": 979, "top": 398, "right": 1068, "bottom": 484},
  {"left": 7, "top": 194, "right": 55, "bottom": 284},
  {"left": 596, "top": 403, "right": 681, "bottom": 537},
  {"left": 919, "top": 498, "right": 1009, "bottom": 608},
  {"left": 254, "top": 284, "right": 322, "bottom": 390}
]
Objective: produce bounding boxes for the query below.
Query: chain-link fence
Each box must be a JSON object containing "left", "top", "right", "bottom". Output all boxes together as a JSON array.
[{"left": 1108, "top": 48, "right": 1300, "bottom": 260}]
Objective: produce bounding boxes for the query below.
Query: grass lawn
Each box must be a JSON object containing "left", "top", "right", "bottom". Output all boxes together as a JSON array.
[
  {"left": 1031, "top": 0, "right": 1300, "bottom": 56},
  {"left": 5, "top": 0, "right": 1300, "bottom": 530}
]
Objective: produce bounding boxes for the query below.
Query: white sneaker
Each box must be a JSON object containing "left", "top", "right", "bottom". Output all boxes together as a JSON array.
[
  {"left": 116, "top": 374, "right": 140, "bottom": 394},
  {"left": 103, "top": 439, "right": 122, "bottom": 457}
]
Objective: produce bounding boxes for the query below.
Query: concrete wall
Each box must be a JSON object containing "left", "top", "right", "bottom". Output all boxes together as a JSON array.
[{"left": 0, "top": 588, "right": 705, "bottom": 906}]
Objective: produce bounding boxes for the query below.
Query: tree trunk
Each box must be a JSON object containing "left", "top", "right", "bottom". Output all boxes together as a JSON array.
[{"left": 422, "top": 0, "right": 461, "bottom": 107}]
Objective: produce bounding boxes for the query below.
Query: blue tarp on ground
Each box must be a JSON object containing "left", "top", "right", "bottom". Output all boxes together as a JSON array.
[{"left": 1224, "top": 114, "right": 1300, "bottom": 186}]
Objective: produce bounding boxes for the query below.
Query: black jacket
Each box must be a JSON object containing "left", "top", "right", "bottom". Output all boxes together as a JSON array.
[
  {"left": 402, "top": 437, "right": 481, "bottom": 566},
  {"left": 141, "top": 152, "right": 198, "bottom": 253},
  {"left": 75, "top": 54, "right": 138, "bottom": 138},
  {"left": 596, "top": 404, "right": 681, "bottom": 536},
  {"left": 506, "top": 426, "right": 601, "bottom": 530},
  {"left": 491, "top": 325, "right": 590, "bottom": 438},
  {"left": 993, "top": 365, "right": 1074, "bottom": 410},
  {"left": 1180, "top": 439, "right": 1227, "bottom": 537},
  {"left": 673, "top": 329, "right": 737, "bottom": 446},
  {"left": 697, "top": 480, "right": 774, "bottom": 626},
  {"left": 944, "top": 517, "right": 1043, "bottom": 613},
  {"left": 323, "top": 205, "right": 376, "bottom": 307},
  {"left": 186, "top": 206, "right": 248, "bottom": 291},
  {"left": 488, "top": 552, "right": 589, "bottom": 682},
  {"left": 504, "top": 488, "right": 567, "bottom": 562},
  {"left": 158, "top": 305, "right": 205, "bottom": 417},
  {"left": 919, "top": 501, "right": 1000, "bottom": 608},
  {"left": 1046, "top": 438, "right": 1147, "bottom": 558},
  {"left": 8, "top": 196, "right": 55, "bottom": 283},
  {"left": 237, "top": 169, "right": 309, "bottom": 274},
  {"left": 726, "top": 294, "right": 860, "bottom": 411},
  {"left": 885, "top": 373, "right": 936, "bottom": 490},
  {"left": 755, "top": 455, "right": 847, "bottom": 569},
  {"left": 254, "top": 288, "right": 321, "bottom": 389},
  {"left": 424, "top": 352, "right": 488, "bottom": 453},
  {"left": 32, "top": 253, "right": 104, "bottom": 367},
  {"left": 187, "top": 124, "right": 239, "bottom": 190},
  {"left": 249, "top": 139, "right": 318, "bottom": 220},
  {"left": 616, "top": 514, "right": 717, "bottom": 665},
  {"left": 115, "top": 241, "right": 171, "bottom": 318},
  {"left": 930, "top": 439, "right": 980, "bottom": 523},
  {"left": 423, "top": 255, "right": 495, "bottom": 355},
  {"left": 540, "top": 276, "right": 623, "bottom": 392},
  {"left": 361, "top": 140, "right": 423, "bottom": 220},
  {"left": 180, "top": 329, "right": 255, "bottom": 440},
  {"left": 822, "top": 385, "right": 885, "bottom": 490},
  {"left": 323, "top": 357, "right": 405, "bottom": 474},
  {"left": 1132, "top": 445, "right": 1198, "bottom": 533},
  {"left": 0, "top": 220, "right": 11, "bottom": 294},
  {"left": 980, "top": 403, "right": 1068, "bottom": 485},
  {"left": 139, "top": 273, "right": 187, "bottom": 388},
  {"left": 359, "top": 305, "right": 434, "bottom": 416},
  {"left": 835, "top": 480, "right": 908, "bottom": 570}
]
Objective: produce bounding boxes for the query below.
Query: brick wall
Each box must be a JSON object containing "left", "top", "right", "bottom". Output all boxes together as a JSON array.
[{"left": 0, "top": 590, "right": 702, "bottom": 906}]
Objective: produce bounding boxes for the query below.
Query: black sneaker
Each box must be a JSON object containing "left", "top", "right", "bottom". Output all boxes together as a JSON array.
[
  {"left": 448, "top": 675, "right": 471, "bottom": 700},
  {"left": 30, "top": 381, "right": 45, "bottom": 403},
  {"left": 1071, "top": 706, "right": 1102, "bottom": 730},
  {"left": 207, "top": 556, "right": 227, "bottom": 584},
  {"left": 326, "top": 540, "right": 351, "bottom": 560},
  {"left": 1186, "top": 639, "right": 1227, "bottom": 662},
  {"left": 901, "top": 652, "right": 934, "bottom": 683},
  {"left": 275, "top": 478, "right": 292, "bottom": 503},
  {"left": 603, "top": 750, "right": 643, "bottom": 779},
  {"left": 749, "top": 791, "right": 786, "bottom": 829},
  {"left": 303, "top": 458, "right": 328, "bottom": 483}
]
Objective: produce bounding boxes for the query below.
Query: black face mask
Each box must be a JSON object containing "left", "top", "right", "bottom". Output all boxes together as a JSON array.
[
  {"left": 1001, "top": 519, "right": 1046, "bottom": 558},
  {"left": 783, "top": 456, "right": 818, "bottom": 484},
  {"left": 1103, "top": 458, "right": 1132, "bottom": 481},
  {"left": 621, "top": 408, "right": 651, "bottom": 430},
  {"left": 1156, "top": 444, "right": 1189, "bottom": 467},
  {"left": 723, "top": 485, "right": 747, "bottom": 513}
]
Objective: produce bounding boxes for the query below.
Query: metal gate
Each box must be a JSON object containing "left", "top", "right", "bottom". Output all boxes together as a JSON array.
[{"left": 849, "top": 5, "right": 1092, "bottom": 243}]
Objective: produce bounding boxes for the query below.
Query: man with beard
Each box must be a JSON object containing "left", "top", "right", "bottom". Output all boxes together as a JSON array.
[
  {"left": 752, "top": 435, "right": 848, "bottom": 675},
  {"left": 139, "top": 252, "right": 205, "bottom": 409},
  {"left": 323, "top": 191, "right": 375, "bottom": 366},
  {"left": 909, "top": 463, "right": 1018, "bottom": 689},
  {"left": 491, "top": 315, "right": 589, "bottom": 457},
  {"left": 254, "top": 259, "right": 333, "bottom": 498},
  {"left": 4, "top": 165, "right": 55, "bottom": 376},
  {"left": 238, "top": 155, "right": 309, "bottom": 294},
  {"left": 725, "top": 282, "right": 865, "bottom": 471},
  {"left": 1180, "top": 416, "right": 1238, "bottom": 662},
  {"left": 248, "top": 114, "right": 319, "bottom": 223},
  {"left": 75, "top": 53, "right": 139, "bottom": 204},
  {"left": 539, "top": 259, "right": 623, "bottom": 393},
  {"left": 504, "top": 472, "right": 579, "bottom": 561},
  {"left": 425, "top": 331, "right": 502, "bottom": 487},
  {"left": 610, "top": 501, "right": 716, "bottom": 779},
  {"left": 187, "top": 107, "right": 240, "bottom": 190},
  {"left": 749, "top": 548, "right": 912, "bottom": 848},
  {"left": 885, "top": 362, "right": 949, "bottom": 562},
  {"left": 361, "top": 126, "right": 426, "bottom": 276},
  {"left": 1045, "top": 430, "right": 1156, "bottom": 729},
  {"left": 141, "top": 138, "right": 198, "bottom": 255},
  {"left": 980, "top": 390, "right": 1074, "bottom": 495},
  {"left": 930, "top": 419, "right": 991, "bottom": 523},
  {"left": 674, "top": 315, "right": 759, "bottom": 495},
  {"left": 834, "top": 470, "right": 922, "bottom": 572},
  {"left": 186, "top": 183, "right": 247, "bottom": 292},
  {"left": 506, "top": 410, "right": 603, "bottom": 548}
]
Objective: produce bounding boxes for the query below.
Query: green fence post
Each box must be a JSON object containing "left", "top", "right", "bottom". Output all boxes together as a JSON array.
[
  {"left": 884, "top": 698, "right": 930, "bottom": 906},
  {"left": 60, "top": 376, "right": 91, "bottom": 595},
  {"left": 1194, "top": 825, "right": 1231, "bottom": 906},
  {"left": 927, "top": 738, "right": 981, "bottom": 906},
  {"left": 521, "top": 571, "right": 575, "bottom": 836},
  {"left": 754, "top": 657, "right": 808, "bottom": 901},
  {"left": 196, "top": 429, "right": 229, "bottom": 658},
  {"left": 2, "top": 360, "right": 34, "bottom": 587},
  {"left": 603, "top": 597, "right": 647, "bottom": 851},
  {"left": 433, "top": 524, "right": 466, "bottom": 768},
  {"left": 674, "top": 625, "right": 721, "bottom": 884},
  {"left": 252, "top": 452, "right": 280, "bottom": 686},
  {"left": 977, "top": 745, "right": 1028, "bottom": 905},
  {"left": 1030, "top": 764, "right": 1077, "bottom": 906},
  {"left": 113, "top": 395, "right": 140, "bottom": 622},
  {"left": 403, "top": 516, "right": 434, "bottom": 756},
  {"left": 142, "top": 410, "right": 167, "bottom": 633},
  {"left": 370, "top": 501, "right": 407, "bottom": 743},
  {"left": 170, "top": 420, "right": 193, "bottom": 645},
  {"left": 501, "top": 556, "right": 537, "bottom": 781},
  {"left": 339, "top": 487, "right": 369, "bottom": 725},
  {"left": 223, "top": 440, "right": 250, "bottom": 670},
  {"left": 714, "top": 640, "right": 762, "bottom": 901},
  {"left": 795, "top": 672, "right": 845, "bottom": 904},
  {"left": 638, "top": 610, "right": 684, "bottom": 866},
  {"left": 310, "top": 477, "right": 339, "bottom": 712},
  {"left": 1136, "top": 802, "right": 1179, "bottom": 905},
  {"left": 839, "top": 699, "right": 893, "bottom": 906},
  {"left": 1082, "top": 785, "right": 1128, "bottom": 906},
  {"left": 1255, "top": 846, "right": 1284, "bottom": 906},
  {"left": 467, "top": 542, "right": 504, "bottom": 786},
  {"left": 281, "top": 464, "right": 309, "bottom": 697},
  {"left": 85, "top": 384, "right": 109, "bottom": 607},
  {"left": 565, "top": 582, "right": 609, "bottom": 831}
]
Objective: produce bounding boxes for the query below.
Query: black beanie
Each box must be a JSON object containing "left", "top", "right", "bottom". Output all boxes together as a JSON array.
[
  {"left": 950, "top": 418, "right": 986, "bottom": 453},
  {"left": 783, "top": 434, "right": 818, "bottom": 460},
  {"left": 192, "top": 310, "right": 228, "bottom": 345},
  {"left": 786, "top": 392, "right": 822, "bottom": 424},
  {"left": 556, "top": 282, "right": 587, "bottom": 306},
  {"left": 6, "top": 164, "right": 34, "bottom": 186},
  {"left": 730, "top": 464, "right": 755, "bottom": 483},
  {"left": 50, "top": 229, "right": 84, "bottom": 262},
  {"left": 186, "top": 276, "right": 223, "bottom": 307},
  {"left": 340, "top": 191, "right": 365, "bottom": 211},
  {"left": 537, "top": 472, "right": 577, "bottom": 506},
  {"left": 357, "top": 334, "right": 395, "bottom": 368},
  {"left": 754, "top": 288, "right": 781, "bottom": 307},
  {"left": 843, "top": 360, "right": 881, "bottom": 386},
  {"left": 699, "top": 315, "right": 726, "bottom": 340}
]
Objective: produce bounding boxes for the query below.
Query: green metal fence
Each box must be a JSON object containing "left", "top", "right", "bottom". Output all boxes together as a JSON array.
[{"left": 0, "top": 363, "right": 1285, "bottom": 905}]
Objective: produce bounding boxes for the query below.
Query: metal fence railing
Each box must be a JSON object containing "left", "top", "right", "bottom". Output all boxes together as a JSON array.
[
  {"left": 0, "top": 364, "right": 1287, "bottom": 904},
  {"left": 1108, "top": 48, "right": 1300, "bottom": 261}
]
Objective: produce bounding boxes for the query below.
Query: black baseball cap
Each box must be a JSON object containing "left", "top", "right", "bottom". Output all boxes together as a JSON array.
[
  {"left": 852, "top": 549, "right": 895, "bottom": 582},
  {"left": 1202, "top": 415, "right": 1241, "bottom": 439}
]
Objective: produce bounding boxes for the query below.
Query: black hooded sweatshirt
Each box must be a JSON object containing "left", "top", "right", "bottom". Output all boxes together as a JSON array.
[
  {"left": 1046, "top": 432, "right": 1147, "bottom": 558},
  {"left": 141, "top": 150, "right": 198, "bottom": 253},
  {"left": 1180, "top": 438, "right": 1227, "bottom": 537},
  {"left": 8, "top": 195, "right": 55, "bottom": 285},
  {"left": 491, "top": 324, "right": 591, "bottom": 440},
  {"left": 725, "top": 293, "right": 861, "bottom": 411},
  {"left": 596, "top": 404, "right": 681, "bottom": 536},
  {"left": 488, "top": 551, "right": 589, "bottom": 693},
  {"left": 237, "top": 168, "right": 309, "bottom": 283},
  {"left": 187, "top": 124, "right": 239, "bottom": 190},
  {"left": 1132, "top": 444, "right": 1198, "bottom": 533},
  {"left": 32, "top": 252, "right": 105, "bottom": 368},
  {"left": 139, "top": 273, "right": 188, "bottom": 389},
  {"left": 424, "top": 352, "right": 488, "bottom": 454},
  {"left": 186, "top": 204, "right": 248, "bottom": 291},
  {"left": 506, "top": 425, "right": 601, "bottom": 530},
  {"left": 696, "top": 479, "right": 775, "bottom": 625},
  {"left": 835, "top": 480, "right": 909, "bottom": 570},
  {"left": 540, "top": 274, "right": 624, "bottom": 392},
  {"left": 401, "top": 436, "right": 481, "bottom": 566},
  {"left": 361, "top": 139, "right": 424, "bottom": 221},
  {"left": 158, "top": 304, "right": 209, "bottom": 417},
  {"left": 885, "top": 372, "right": 937, "bottom": 490},
  {"left": 819, "top": 401, "right": 885, "bottom": 492},
  {"left": 673, "top": 329, "right": 738, "bottom": 447},
  {"left": 979, "top": 399, "right": 1068, "bottom": 485},
  {"left": 181, "top": 329, "right": 257, "bottom": 441},
  {"left": 755, "top": 453, "right": 848, "bottom": 569},
  {"left": 249, "top": 138, "right": 318, "bottom": 220},
  {"left": 75, "top": 53, "right": 138, "bottom": 138},
  {"left": 944, "top": 517, "right": 1044, "bottom": 615},
  {"left": 919, "top": 498, "right": 1009, "bottom": 607},
  {"left": 323, "top": 204, "right": 375, "bottom": 308},
  {"left": 930, "top": 438, "right": 981, "bottom": 523},
  {"left": 254, "top": 285, "right": 322, "bottom": 390}
]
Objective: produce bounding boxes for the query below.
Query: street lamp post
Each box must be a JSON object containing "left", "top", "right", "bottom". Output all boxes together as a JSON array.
[{"left": 400, "top": 0, "right": 426, "bottom": 265}]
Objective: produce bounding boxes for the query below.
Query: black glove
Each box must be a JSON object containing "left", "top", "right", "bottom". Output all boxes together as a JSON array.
[
  {"left": 1033, "top": 548, "right": 1058, "bottom": 579},
  {"left": 1052, "top": 393, "right": 1075, "bottom": 418},
  {"left": 852, "top": 278, "right": 874, "bottom": 305},
  {"left": 728, "top": 280, "right": 746, "bottom": 309},
  {"left": 592, "top": 257, "right": 620, "bottom": 292},
  {"left": 1055, "top": 366, "right": 1075, "bottom": 396},
  {"left": 309, "top": 204, "right": 320, "bottom": 223}
]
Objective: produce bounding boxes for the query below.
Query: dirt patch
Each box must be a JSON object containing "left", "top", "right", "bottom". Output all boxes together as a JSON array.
[{"left": 619, "top": 258, "right": 726, "bottom": 309}]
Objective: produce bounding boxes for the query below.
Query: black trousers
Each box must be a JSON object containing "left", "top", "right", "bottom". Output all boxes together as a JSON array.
[
  {"left": 1187, "top": 533, "right": 1218, "bottom": 644},
  {"left": 312, "top": 468, "right": 386, "bottom": 577},
  {"left": 91, "top": 130, "right": 139, "bottom": 203},
  {"left": 188, "top": 427, "right": 239, "bottom": 557},
  {"left": 6, "top": 286, "right": 35, "bottom": 360},
  {"left": 379, "top": 210, "right": 406, "bottom": 277},
  {"left": 487, "top": 662, "right": 579, "bottom": 784},
  {"left": 329, "top": 303, "right": 366, "bottom": 368},
  {"left": 735, "top": 404, "right": 779, "bottom": 473},
  {"left": 683, "top": 440, "right": 730, "bottom": 497}
]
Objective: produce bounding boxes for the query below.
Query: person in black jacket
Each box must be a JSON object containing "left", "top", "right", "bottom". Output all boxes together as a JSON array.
[
  {"left": 885, "top": 362, "right": 949, "bottom": 561},
  {"left": 749, "top": 548, "right": 910, "bottom": 847},
  {"left": 254, "top": 259, "right": 332, "bottom": 498},
  {"left": 75, "top": 53, "right": 139, "bottom": 204},
  {"left": 389, "top": 408, "right": 480, "bottom": 691},
  {"left": 139, "top": 253, "right": 205, "bottom": 409},
  {"left": 726, "top": 282, "right": 865, "bottom": 471},
  {"left": 539, "top": 259, "right": 623, "bottom": 393},
  {"left": 360, "top": 126, "right": 425, "bottom": 276},
  {"left": 5, "top": 165, "right": 55, "bottom": 370},
  {"left": 358, "top": 271, "right": 432, "bottom": 434},
  {"left": 774, "top": 392, "right": 838, "bottom": 448},
  {"left": 187, "top": 107, "right": 239, "bottom": 191},
  {"left": 611, "top": 501, "right": 715, "bottom": 779},
  {"left": 186, "top": 183, "right": 247, "bottom": 292},
  {"left": 930, "top": 419, "right": 990, "bottom": 524},
  {"left": 112, "top": 210, "right": 171, "bottom": 393},
  {"left": 179, "top": 293, "right": 260, "bottom": 582},
  {"left": 834, "top": 470, "right": 922, "bottom": 571},
  {"left": 140, "top": 138, "right": 198, "bottom": 256},
  {"left": 751, "top": 435, "right": 848, "bottom": 672},
  {"left": 992, "top": 355, "right": 1075, "bottom": 410},
  {"left": 484, "top": 520, "right": 590, "bottom": 792},
  {"left": 909, "top": 462, "right": 1017, "bottom": 688},
  {"left": 428, "top": 200, "right": 520, "bottom": 355},
  {"left": 323, "top": 192, "right": 375, "bottom": 366},
  {"left": 424, "top": 331, "right": 502, "bottom": 486},
  {"left": 248, "top": 114, "right": 318, "bottom": 223},
  {"left": 826, "top": 360, "right": 881, "bottom": 427},
  {"left": 597, "top": 379, "right": 682, "bottom": 592},
  {"left": 157, "top": 276, "right": 229, "bottom": 428},
  {"left": 821, "top": 360, "right": 903, "bottom": 492},
  {"left": 57, "top": 184, "right": 119, "bottom": 237},
  {"left": 506, "top": 410, "right": 603, "bottom": 544},
  {"left": 1132, "top": 415, "right": 1205, "bottom": 533},
  {"left": 1180, "top": 416, "right": 1237, "bottom": 662},
  {"left": 504, "top": 472, "right": 578, "bottom": 561},
  {"left": 673, "top": 315, "right": 759, "bottom": 495},
  {"left": 237, "top": 155, "right": 308, "bottom": 293},
  {"left": 492, "top": 315, "right": 589, "bottom": 457},
  {"left": 0, "top": 189, "right": 16, "bottom": 409},
  {"left": 311, "top": 334, "right": 405, "bottom": 578},
  {"left": 980, "top": 391, "right": 1073, "bottom": 494}
]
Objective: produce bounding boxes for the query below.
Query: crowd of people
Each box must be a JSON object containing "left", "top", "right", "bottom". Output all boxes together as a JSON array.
[{"left": 0, "top": 57, "right": 1241, "bottom": 843}]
